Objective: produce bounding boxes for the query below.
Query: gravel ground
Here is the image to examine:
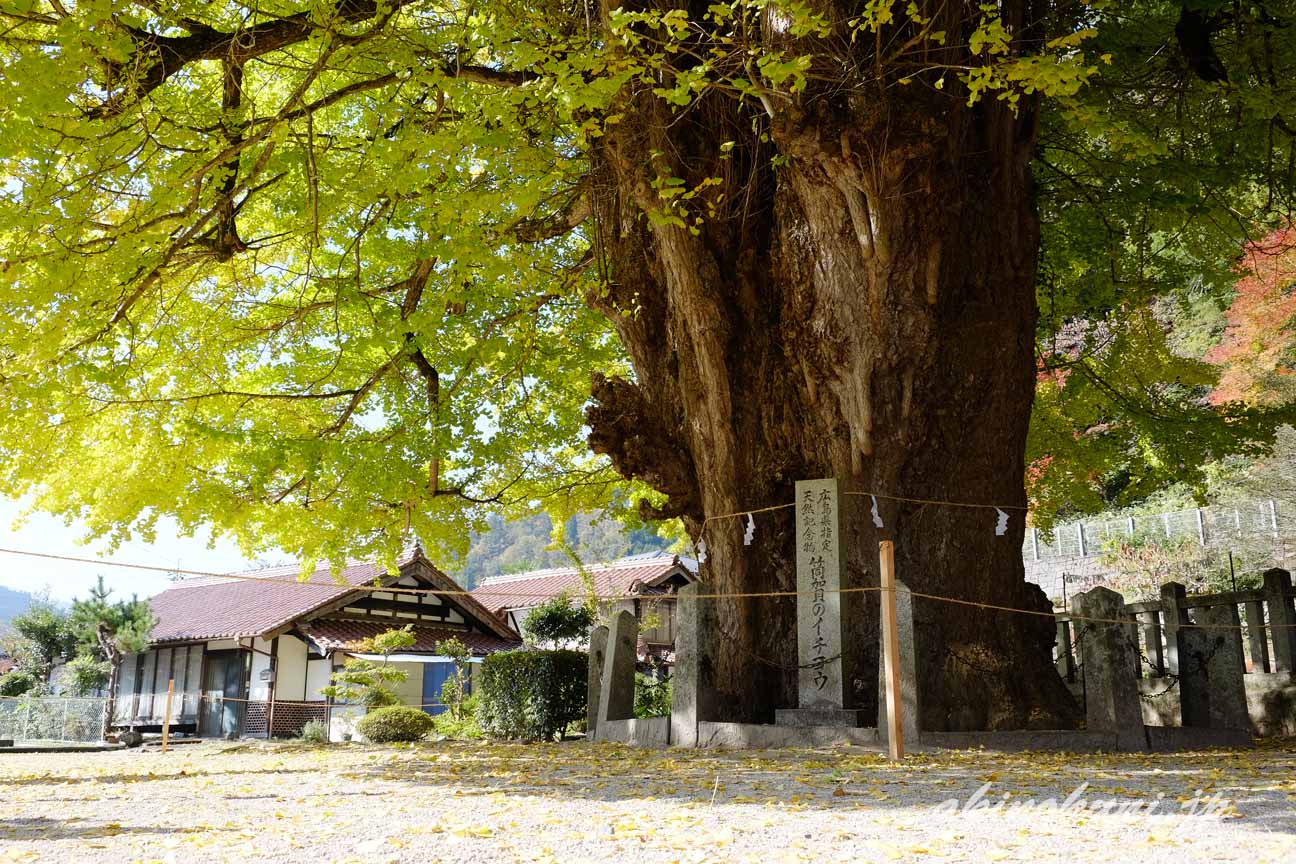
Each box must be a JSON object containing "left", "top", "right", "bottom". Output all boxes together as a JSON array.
[{"left": 1, "top": 739, "right": 1294, "bottom": 863}]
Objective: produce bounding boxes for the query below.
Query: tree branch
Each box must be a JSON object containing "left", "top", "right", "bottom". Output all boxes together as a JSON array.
[
  {"left": 513, "top": 182, "right": 591, "bottom": 242},
  {"left": 91, "top": 1, "right": 537, "bottom": 118}
]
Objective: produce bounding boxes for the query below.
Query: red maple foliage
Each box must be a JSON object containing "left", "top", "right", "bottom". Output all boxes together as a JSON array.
[{"left": 1207, "top": 227, "right": 1296, "bottom": 405}]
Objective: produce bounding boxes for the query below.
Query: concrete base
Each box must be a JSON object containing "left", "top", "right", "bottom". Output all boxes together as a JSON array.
[
  {"left": 924, "top": 730, "right": 1119, "bottom": 753},
  {"left": 1140, "top": 672, "right": 1296, "bottom": 737},
  {"left": 588, "top": 713, "right": 1257, "bottom": 753},
  {"left": 775, "top": 708, "right": 870, "bottom": 728},
  {"left": 598, "top": 716, "right": 670, "bottom": 747},
  {"left": 1145, "top": 725, "right": 1252, "bottom": 751},
  {"left": 1245, "top": 672, "right": 1296, "bottom": 737},
  {"left": 0, "top": 743, "right": 124, "bottom": 754},
  {"left": 698, "top": 722, "right": 881, "bottom": 749}
]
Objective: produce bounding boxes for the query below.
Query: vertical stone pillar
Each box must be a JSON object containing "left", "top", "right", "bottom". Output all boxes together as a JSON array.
[
  {"left": 794, "top": 477, "right": 846, "bottom": 708},
  {"left": 598, "top": 610, "right": 637, "bottom": 728},
  {"left": 1074, "top": 587, "right": 1145, "bottom": 751},
  {"left": 586, "top": 625, "right": 609, "bottom": 740},
  {"left": 775, "top": 477, "right": 866, "bottom": 727},
  {"left": 1139, "top": 612, "right": 1164, "bottom": 677},
  {"left": 1183, "top": 604, "right": 1249, "bottom": 731},
  {"left": 1263, "top": 569, "right": 1296, "bottom": 673},
  {"left": 1160, "top": 582, "right": 1189, "bottom": 676},
  {"left": 1055, "top": 619, "right": 1076, "bottom": 682},
  {"left": 670, "top": 582, "right": 716, "bottom": 748},
  {"left": 1244, "top": 600, "right": 1271, "bottom": 673},
  {"left": 876, "top": 579, "right": 920, "bottom": 746}
]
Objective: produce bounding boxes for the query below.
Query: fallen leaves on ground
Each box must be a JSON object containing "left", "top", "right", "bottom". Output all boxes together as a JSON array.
[{"left": 0, "top": 739, "right": 1293, "bottom": 862}]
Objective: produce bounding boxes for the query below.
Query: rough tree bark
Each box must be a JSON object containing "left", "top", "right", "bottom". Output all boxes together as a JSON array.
[
  {"left": 98, "top": 623, "right": 122, "bottom": 740},
  {"left": 585, "top": 1, "right": 1080, "bottom": 729}
]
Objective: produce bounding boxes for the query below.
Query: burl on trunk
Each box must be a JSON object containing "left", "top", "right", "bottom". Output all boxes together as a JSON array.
[{"left": 584, "top": 21, "right": 1079, "bottom": 730}]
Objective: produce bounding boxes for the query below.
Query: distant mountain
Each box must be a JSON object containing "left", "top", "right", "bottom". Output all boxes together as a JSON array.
[
  {"left": 0, "top": 585, "right": 35, "bottom": 624},
  {"left": 450, "top": 512, "right": 671, "bottom": 589}
]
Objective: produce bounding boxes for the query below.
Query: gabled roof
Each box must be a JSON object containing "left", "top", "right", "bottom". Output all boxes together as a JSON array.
[
  {"left": 301, "top": 620, "right": 519, "bottom": 655},
  {"left": 148, "top": 548, "right": 515, "bottom": 644},
  {"left": 470, "top": 551, "right": 694, "bottom": 614}
]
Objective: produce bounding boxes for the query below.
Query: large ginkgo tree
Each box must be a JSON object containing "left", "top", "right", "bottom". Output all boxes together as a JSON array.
[{"left": 0, "top": 0, "right": 1292, "bottom": 727}]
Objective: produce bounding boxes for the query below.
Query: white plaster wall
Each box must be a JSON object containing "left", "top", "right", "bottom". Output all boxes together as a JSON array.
[
  {"left": 275, "top": 635, "right": 308, "bottom": 701},
  {"left": 249, "top": 637, "right": 273, "bottom": 701},
  {"left": 305, "top": 658, "right": 332, "bottom": 700}
]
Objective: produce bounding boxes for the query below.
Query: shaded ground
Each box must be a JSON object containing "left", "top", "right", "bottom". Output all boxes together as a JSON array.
[{"left": 1, "top": 739, "right": 1294, "bottom": 862}]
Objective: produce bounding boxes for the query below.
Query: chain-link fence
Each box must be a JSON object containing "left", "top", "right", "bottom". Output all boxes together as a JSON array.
[
  {"left": 0, "top": 696, "right": 107, "bottom": 744},
  {"left": 1024, "top": 499, "right": 1289, "bottom": 562}
]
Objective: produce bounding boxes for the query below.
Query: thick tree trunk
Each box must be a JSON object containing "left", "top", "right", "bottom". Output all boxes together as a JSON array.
[{"left": 586, "top": 10, "right": 1080, "bottom": 730}]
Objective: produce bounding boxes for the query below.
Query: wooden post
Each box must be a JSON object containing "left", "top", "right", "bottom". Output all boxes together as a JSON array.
[
  {"left": 161, "top": 678, "right": 175, "bottom": 753},
  {"left": 879, "top": 541, "right": 904, "bottom": 761}
]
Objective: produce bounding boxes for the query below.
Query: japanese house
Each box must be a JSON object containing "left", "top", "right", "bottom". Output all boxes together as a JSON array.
[
  {"left": 470, "top": 551, "right": 695, "bottom": 664},
  {"left": 113, "top": 547, "right": 519, "bottom": 739}
]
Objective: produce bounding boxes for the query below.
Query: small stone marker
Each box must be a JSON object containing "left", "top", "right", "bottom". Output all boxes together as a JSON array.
[
  {"left": 1182, "top": 604, "right": 1250, "bottom": 732},
  {"left": 776, "top": 477, "right": 865, "bottom": 727},
  {"left": 670, "top": 582, "right": 717, "bottom": 748},
  {"left": 598, "top": 610, "right": 638, "bottom": 729},
  {"left": 1074, "top": 586, "right": 1146, "bottom": 751},
  {"left": 586, "top": 624, "right": 609, "bottom": 740}
]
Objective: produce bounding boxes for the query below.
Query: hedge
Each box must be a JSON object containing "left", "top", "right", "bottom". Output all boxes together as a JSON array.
[
  {"left": 355, "top": 705, "right": 435, "bottom": 743},
  {"left": 477, "top": 649, "right": 587, "bottom": 742}
]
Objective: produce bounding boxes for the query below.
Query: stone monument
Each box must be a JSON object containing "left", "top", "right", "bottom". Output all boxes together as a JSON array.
[
  {"left": 1073, "top": 586, "right": 1146, "bottom": 751},
  {"left": 775, "top": 477, "right": 867, "bottom": 727}
]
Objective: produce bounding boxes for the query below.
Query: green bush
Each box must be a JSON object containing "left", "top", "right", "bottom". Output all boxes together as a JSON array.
[
  {"left": 477, "top": 649, "right": 587, "bottom": 742},
  {"left": 355, "top": 705, "right": 436, "bottom": 743},
  {"left": 0, "top": 669, "right": 39, "bottom": 697},
  {"left": 522, "top": 594, "right": 595, "bottom": 648},
  {"left": 299, "top": 718, "right": 328, "bottom": 744},
  {"left": 634, "top": 672, "right": 672, "bottom": 718},
  {"left": 64, "top": 653, "right": 111, "bottom": 696},
  {"left": 432, "top": 694, "right": 483, "bottom": 740}
]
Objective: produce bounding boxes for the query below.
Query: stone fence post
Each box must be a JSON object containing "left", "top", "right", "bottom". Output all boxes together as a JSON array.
[
  {"left": 1055, "top": 618, "right": 1076, "bottom": 683},
  {"left": 1263, "top": 568, "right": 1296, "bottom": 673},
  {"left": 585, "top": 625, "right": 609, "bottom": 740},
  {"left": 1160, "top": 582, "right": 1189, "bottom": 677},
  {"left": 1180, "top": 604, "right": 1249, "bottom": 731},
  {"left": 670, "top": 582, "right": 717, "bottom": 748},
  {"left": 597, "top": 610, "right": 638, "bottom": 734},
  {"left": 1074, "top": 586, "right": 1145, "bottom": 751}
]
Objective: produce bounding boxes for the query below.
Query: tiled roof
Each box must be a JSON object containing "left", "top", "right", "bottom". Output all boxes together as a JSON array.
[
  {"left": 470, "top": 551, "right": 693, "bottom": 614},
  {"left": 148, "top": 548, "right": 516, "bottom": 643},
  {"left": 300, "top": 619, "right": 520, "bottom": 655}
]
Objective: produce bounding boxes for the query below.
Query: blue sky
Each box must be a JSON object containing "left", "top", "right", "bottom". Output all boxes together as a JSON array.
[{"left": 0, "top": 497, "right": 267, "bottom": 603}]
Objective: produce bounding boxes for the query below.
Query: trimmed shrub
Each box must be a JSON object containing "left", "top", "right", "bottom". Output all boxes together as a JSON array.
[
  {"left": 433, "top": 695, "right": 483, "bottom": 741},
  {"left": 64, "top": 653, "right": 111, "bottom": 696},
  {"left": 522, "top": 594, "right": 595, "bottom": 648},
  {"left": 299, "top": 718, "right": 328, "bottom": 744},
  {"left": 477, "top": 649, "right": 587, "bottom": 741},
  {"left": 355, "top": 705, "right": 435, "bottom": 743},
  {"left": 0, "top": 669, "right": 39, "bottom": 697}
]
